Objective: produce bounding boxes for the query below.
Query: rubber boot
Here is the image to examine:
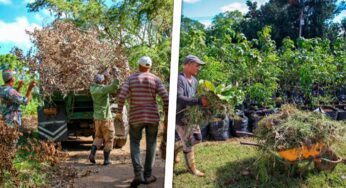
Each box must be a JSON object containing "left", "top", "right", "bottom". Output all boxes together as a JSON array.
[
  {"left": 103, "top": 150, "right": 111, "bottom": 165},
  {"left": 89, "top": 145, "right": 97, "bottom": 164},
  {"left": 184, "top": 150, "right": 205, "bottom": 177}
]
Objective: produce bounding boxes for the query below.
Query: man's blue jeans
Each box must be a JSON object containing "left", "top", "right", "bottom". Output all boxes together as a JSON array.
[{"left": 129, "top": 123, "right": 158, "bottom": 178}]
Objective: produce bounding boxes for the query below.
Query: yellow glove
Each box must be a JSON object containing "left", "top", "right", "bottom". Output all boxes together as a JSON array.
[{"left": 115, "top": 112, "right": 122, "bottom": 122}]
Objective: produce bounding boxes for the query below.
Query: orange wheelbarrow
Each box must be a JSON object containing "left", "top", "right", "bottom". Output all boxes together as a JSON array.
[{"left": 241, "top": 141, "right": 344, "bottom": 171}]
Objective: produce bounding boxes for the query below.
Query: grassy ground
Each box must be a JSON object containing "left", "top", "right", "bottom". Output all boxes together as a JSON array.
[
  {"left": 173, "top": 138, "right": 346, "bottom": 188},
  {"left": 3, "top": 160, "right": 51, "bottom": 187},
  {"left": 2, "top": 131, "right": 52, "bottom": 187}
]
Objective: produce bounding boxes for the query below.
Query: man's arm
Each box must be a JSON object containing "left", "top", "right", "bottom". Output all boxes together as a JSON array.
[
  {"left": 92, "top": 79, "right": 119, "bottom": 95},
  {"left": 116, "top": 79, "right": 130, "bottom": 114},
  {"left": 177, "top": 77, "right": 201, "bottom": 106},
  {"left": 156, "top": 79, "right": 169, "bottom": 115},
  {"left": 8, "top": 88, "right": 28, "bottom": 106},
  {"left": 25, "top": 80, "right": 36, "bottom": 103}
]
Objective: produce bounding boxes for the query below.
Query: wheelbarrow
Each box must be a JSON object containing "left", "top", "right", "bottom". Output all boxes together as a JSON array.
[{"left": 240, "top": 141, "right": 345, "bottom": 171}]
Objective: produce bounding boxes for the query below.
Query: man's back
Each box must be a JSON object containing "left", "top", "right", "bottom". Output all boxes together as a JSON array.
[
  {"left": 118, "top": 72, "right": 168, "bottom": 125},
  {"left": 90, "top": 80, "right": 119, "bottom": 120}
]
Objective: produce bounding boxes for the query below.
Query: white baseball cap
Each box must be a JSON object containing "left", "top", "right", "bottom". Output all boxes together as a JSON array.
[{"left": 137, "top": 56, "right": 152, "bottom": 68}]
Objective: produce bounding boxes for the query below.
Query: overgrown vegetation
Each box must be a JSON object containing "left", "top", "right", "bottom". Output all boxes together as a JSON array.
[
  {"left": 255, "top": 105, "right": 346, "bottom": 150},
  {"left": 176, "top": 0, "right": 346, "bottom": 187},
  {"left": 180, "top": 3, "right": 346, "bottom": 109},
  {"left": 0, "top": 120, "right": 68, "bottom": 187}
]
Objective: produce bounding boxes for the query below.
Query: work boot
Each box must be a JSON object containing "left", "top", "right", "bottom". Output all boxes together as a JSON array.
[
  {"left": 103, "top": 150, "right": 111, "bottom": 165},
  {"left": 184, "top": 150, "right": 205, "bottom": 177},
  {"left": 143, "top": 175, "right": 157, "bottom": 184},
  {"left": 89, "top": 145, "right": 97, "bottom": 164},
  {"left": 130, "top": 172, "right": 144, "bottom": 187}
]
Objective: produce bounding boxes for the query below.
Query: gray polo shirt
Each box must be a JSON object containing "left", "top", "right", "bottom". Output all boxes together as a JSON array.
[{"left": 176, "top": 73, "right": 201, "bottom": 125}]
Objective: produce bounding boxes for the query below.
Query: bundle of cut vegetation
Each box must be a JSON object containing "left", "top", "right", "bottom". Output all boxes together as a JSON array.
[
  {"left": 17, "top": 138, "right": 68, "bottom": 166},
  {"left": 24, "top": 21, "right": 130, "bottom": 97},
  {"left": 185, "top": 81, "right": 235, "bottom": 132},
  {"left": 0, "top": 121, "right": 21, "bottom": 184},
  {"left": 255, "top": 105, "right": 346, "bottom": 151}
]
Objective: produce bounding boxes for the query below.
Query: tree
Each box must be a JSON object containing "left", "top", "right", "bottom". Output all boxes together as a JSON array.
[
  {"left": 242, "top": 0, "right": 346, "bottom": 46},
  {"left": 342, "top": 18, "right": 346, "bottom": 41},
  {"left": 27, "top": 0, "right": 173, "bottom": 81}
]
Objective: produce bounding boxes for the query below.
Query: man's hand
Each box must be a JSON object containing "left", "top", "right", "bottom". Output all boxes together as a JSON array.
[
  {"left": 26, "top": 80, "right": 36, "bottom": 103},
  {"left": 16, "top": 80, "right": 24, "bottom": 91},
  {"left": 18, "top": 80, "right": 24, "bottom": 88},
  {"left": 115, "top": 112, "right": 123, "bottom": 122},
  {"left": 28, "top": 80, "right": 36, "bottom": 89},
  {"left": 200, "top": 96, "right": 208, "bottom": 107}
]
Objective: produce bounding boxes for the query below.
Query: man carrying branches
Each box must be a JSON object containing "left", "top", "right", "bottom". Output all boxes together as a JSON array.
[{"left": 175, "top": 55, "right": 208, "bottom": 177}]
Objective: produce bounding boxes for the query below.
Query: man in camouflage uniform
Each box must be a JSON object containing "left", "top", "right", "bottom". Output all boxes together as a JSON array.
[{"left": 0, "top": 70, "right": 35, "bottom": 128}]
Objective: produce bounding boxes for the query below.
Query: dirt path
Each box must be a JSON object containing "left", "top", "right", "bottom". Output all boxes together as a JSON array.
[
  {"left": 21, "top": 116, "right": 166, "bottom": 187},
  {"left": 61, "top": 134, "right": 165, "bottom": 188}
]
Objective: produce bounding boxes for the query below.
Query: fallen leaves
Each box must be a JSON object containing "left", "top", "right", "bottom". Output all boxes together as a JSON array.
[{"left": 0, "top": 121, "right": 21, "bottom": 183}]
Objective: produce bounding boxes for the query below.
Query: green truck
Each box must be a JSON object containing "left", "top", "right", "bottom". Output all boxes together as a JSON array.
[{"left": 37, "top": 91, "right": 128, "bottom": 148}]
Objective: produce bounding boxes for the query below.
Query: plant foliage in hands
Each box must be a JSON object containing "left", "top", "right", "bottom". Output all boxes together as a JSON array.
[{"left": 185, "top": 80, "right": 238, "bottom": 132}]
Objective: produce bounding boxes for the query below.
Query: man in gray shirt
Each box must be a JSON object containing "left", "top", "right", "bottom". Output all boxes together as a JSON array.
[{"left": 175, "top": 55, "right": 208, "bottom": 177}]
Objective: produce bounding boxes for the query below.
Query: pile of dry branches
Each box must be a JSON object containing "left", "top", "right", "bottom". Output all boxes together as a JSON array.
[
  {"left": 18, "top": 139, "right": 68, "bottom": 165},
  {"left": 0, "top": 122, "right": 21, "bottom": 183},
  {"left": 255, "top": 105, "right": 346, "bottom": 151},
  {"left": 25, "top": 21, "right": 129, "bottom": 97}
]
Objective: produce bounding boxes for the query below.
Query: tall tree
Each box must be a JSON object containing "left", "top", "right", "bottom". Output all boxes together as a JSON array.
[
  {"left": 242, "top": 0, "right": 346, "bottom": 46},
  {"left": 27, "top": 0, "right": 173, "bottom": 80},
  {"left": 342, "top": 18, "right": 346, "bottom": 41}
]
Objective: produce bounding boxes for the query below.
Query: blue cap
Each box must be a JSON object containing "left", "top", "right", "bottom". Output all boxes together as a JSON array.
[{"left": 183, "top": 55, "right": 205, "bottom": 65}]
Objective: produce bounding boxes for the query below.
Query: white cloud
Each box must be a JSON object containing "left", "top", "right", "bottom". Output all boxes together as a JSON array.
[
  {"left": 334, "top": 10, "right": 346, "bottom": 23},
  {"left": 200, "top": 20, "right": 211, "bottom": 27},
  {"left": 183, "top": 0, "right": 200, "bottom": 4},
  {"left": 255, "top": 0, "right": 269, "bottom": 6},
  {"left": 0, "top": 17, "right": 41, "bottom": 48},
  {"left": 0, "top": 0, "right": 11, "bottom": 5},
  {"left": 221, "top": 2, "right": 248, "bottom": 14},
  {"left": 24, "top": 0, "right": 35, "bottom": 3}
]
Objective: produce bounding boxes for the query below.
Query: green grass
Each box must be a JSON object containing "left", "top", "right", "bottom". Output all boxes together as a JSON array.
[
  {"left": 173, "top": 138, "right": 346, "bottom": 188},
  {"left": 2, "top": 132, "right": 50, "bottom": 188}
]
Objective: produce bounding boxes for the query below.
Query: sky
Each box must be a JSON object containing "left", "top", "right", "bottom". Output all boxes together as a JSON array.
[
  {"left": 182, "top": 0, "right": 346, "bottom": 27},
  {"left": 0, "top": 0, "right": 345, "bottom": 55},
  {"left": 0, "top": 0, "right": 115, "bottom": 55}
]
